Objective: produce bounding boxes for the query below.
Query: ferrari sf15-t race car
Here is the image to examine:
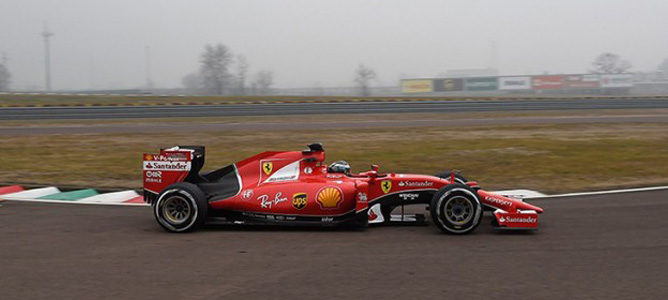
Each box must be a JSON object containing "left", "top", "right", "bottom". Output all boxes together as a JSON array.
[{"left": 142, "top": 143, "right": 543, "bottom": 234}]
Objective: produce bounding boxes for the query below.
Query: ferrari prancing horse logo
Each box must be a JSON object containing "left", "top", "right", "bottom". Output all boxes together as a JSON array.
[
  {"left": 262, "top": 162, "right": 273, "bottom": 175},
  {"left": 381, "top": 180, "right": 392, "bottom": 194}
]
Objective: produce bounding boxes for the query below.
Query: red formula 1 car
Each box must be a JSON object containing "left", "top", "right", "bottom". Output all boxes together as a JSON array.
[{"left": 142, "top": 144, "right": 543, "bottom": 234}]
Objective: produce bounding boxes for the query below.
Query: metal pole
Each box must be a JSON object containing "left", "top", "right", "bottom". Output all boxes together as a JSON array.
[
  {"left": 41, "top": 24, "right": 53, "bottom": 91},
  {"left": 490, "top": 40, "right": 498, "bottom": 74},
  {"left": 145, "top": 46, "right": 152, "bottom": 89}
]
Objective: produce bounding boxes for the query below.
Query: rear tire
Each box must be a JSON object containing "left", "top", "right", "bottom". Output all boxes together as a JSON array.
[
  {"left": 153, "top": 182, "right": 207, "bottom": 233},
  {"left": 430, "top": 184, "right": 483, "bottom": 234}
]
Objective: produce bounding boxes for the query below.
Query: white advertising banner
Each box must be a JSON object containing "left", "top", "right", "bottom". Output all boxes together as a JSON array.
[
  {"left": 499, "top": 76, "right": 531, "bottom": 90},
  {"left": 600, "top": 74, "right": 633, "bottom": 88}
]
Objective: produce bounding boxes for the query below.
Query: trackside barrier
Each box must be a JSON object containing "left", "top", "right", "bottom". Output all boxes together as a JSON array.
[{"left": 2, "top": 95, "right": 668, "bottom": 108}]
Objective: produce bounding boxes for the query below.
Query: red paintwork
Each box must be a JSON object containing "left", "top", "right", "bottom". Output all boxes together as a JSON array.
[
  {"left": 494, "top": 210, "right": 539, "bottom": 228},
  {"left": 0, "top": 185, "right": 24, "bottom": 196},
  {"left": 209, "top": 149, "right": 542, "bottom": 219},
  {"left": 142, "top": 150, "right": 192, "bottom": 195},
  {"left": 143, "top": 146, "right": 543, "bottom": 228},
  {"left": 477, "top": 190, "right": 544, "bottom": 213},
  {"left": 210, "top": 149, "right": 359, "bottom": 216},
  {"left": 124, "top": 196, "right": 145, "bottom": 203}
]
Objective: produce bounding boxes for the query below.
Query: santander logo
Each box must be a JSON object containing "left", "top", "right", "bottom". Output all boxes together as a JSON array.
[{"left": 501, "top": 216, "right": 536, "bottom": 223}]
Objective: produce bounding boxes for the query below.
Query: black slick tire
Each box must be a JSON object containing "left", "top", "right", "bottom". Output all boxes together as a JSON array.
[
  {"left": 430, "top": 184, "right": 483, "bottom": 234},
  {"left": 153, "top": 182, "right": 207, "bottom": 233}
]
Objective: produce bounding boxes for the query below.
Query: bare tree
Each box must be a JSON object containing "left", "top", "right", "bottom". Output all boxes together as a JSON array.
[
  {"left": 235, "top": 55, "right": 250, "bottom": 95},
  {"left": 354, "top": 64, "right": 376, "bottom": 96},
  {"left": 199, "top": 44, "right": 233, "bottom": 95},
  {"left": 591, "top": 53, "right": 632, "bottom": 74},
  {"left": 181, "top": 72, "right": 203, "bottom": 93},
  {"left": 253, "top": 70, "right": 274, "bottom": 95},
  {"left": 0, "top": 63, "right": 10, "bottom": 91},
  {"left": 657, "top": 58, "right": 668, "bottom": 79}
]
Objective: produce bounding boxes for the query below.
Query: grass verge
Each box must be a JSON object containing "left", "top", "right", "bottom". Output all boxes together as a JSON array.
[{"left": 1, "top": 121, "right": 667, "bottom": 193}]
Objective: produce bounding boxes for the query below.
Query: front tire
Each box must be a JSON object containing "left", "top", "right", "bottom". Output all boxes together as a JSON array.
[
  {"left": 153, "top": 182, "right": 207, "bottom": 233},
  {"left": 430, "top": 184, "right": 483, "bottom": 234},
  {"left": 436, "top": 170, "right": 468, "bottom": 184}
]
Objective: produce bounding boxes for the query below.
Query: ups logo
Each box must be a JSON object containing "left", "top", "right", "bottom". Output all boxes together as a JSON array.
[{"left": 292, "top": 193, "right": 307, "bottom": 210}]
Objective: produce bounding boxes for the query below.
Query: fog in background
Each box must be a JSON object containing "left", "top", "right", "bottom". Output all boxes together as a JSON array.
[{"left": 1, "top": 0, "right": 667, "bottom": 90}]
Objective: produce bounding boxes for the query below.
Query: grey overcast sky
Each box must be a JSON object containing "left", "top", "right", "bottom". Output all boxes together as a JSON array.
[{"left": 1, "top": 0, "right": 667, "bottom": 90}]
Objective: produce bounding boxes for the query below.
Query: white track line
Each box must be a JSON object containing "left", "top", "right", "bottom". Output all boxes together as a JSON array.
[
  {"left": 1, "top": 187, "right": 61, "bottom": 200},
  {"left": 0, "top": 187, "right": 147, "bottom": 206},
  {"left": 528, "top": 185, "right": 668, "bottom": 199},
  {"left": 492, "top": 189, "right": 547, "bottom": 199},
  {"left": 0, "top": 197, "right": 147, "bottom": 206},
  {"left": 78, "top": 190, "right": 139, "bottom": 204}
]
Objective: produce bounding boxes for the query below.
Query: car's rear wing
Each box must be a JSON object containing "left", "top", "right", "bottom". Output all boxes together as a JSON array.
[{"left": 142, "top": 146, "right": 205, "bottom": 204}]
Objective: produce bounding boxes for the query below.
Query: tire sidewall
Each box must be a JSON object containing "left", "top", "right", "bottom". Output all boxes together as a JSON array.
[
  {"left": 154, "top": 183, "right": 207, "bottom": 233},
  {"left": 431, "top": 184, "right": 482, "bottom": 234}
]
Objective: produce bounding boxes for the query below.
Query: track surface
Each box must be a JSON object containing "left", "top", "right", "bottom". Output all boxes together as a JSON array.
[
  {"left": 0, "top": 114, "right": 668, "bottom": 136},
  {"left": 2, "top": 190, "right": 667, "bottom": 299},
  {"left": 2, "top": 113, "right": 668, "bottom": 135},
  {"left": 2, "top": 98, "right": 668, "bottom": 120}
]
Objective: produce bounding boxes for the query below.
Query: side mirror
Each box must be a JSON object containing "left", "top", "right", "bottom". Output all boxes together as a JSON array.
[{"left": 367, "top": 165, "right": 379, "bottom": 182}]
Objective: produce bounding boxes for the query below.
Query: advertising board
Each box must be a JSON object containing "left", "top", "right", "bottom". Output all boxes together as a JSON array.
[
  {"left": 600, "top": 74, "right": 633, "bottom": 88},
  {"left": 532, "top": 75, "right": 565, "bottom": 89},
  {"left": 401, "top": 79, "right": 433, "bottom": 93},
  {"left": 465, "top": 77, "right": 498, "bottom": 91},
  {"left": 563, "top": 74, "right": 600, "bottom": 89},
  {"left": 433, "top": 78, "right": 464, "bottom": 92},
  {"left": 498, "top": 76, "right": 531, "bottom": 90}
]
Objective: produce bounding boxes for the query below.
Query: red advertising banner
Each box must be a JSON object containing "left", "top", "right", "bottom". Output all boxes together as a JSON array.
[
  {"left": 532, "top": 75, "right": 564, "bottom": 90},
  {"left": 563, "top": 74, "right": 600, "bottom": 89}
]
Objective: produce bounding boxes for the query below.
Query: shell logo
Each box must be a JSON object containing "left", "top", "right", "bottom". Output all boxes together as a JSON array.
[{"left": 316, "top": 186, "right": 343, "bottom": 209}]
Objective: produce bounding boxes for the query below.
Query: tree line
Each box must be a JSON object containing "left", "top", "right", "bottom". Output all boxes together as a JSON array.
[
  {"left": 182, "top": 43, "right": 383, "bottom": 96},
  {"left": 590, "top": 52, "right": 632, "bottom": 74},
  {"left": 5, "top": 48, "right": 668, "bottom": 94},
  {"left": 182, "top": 44, "right": 274, "bottom": 95},
  {"left": 0, "top": 61, "right": 10, "bottom": 91}
]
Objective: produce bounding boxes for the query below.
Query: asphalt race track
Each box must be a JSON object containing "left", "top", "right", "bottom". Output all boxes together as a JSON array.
[
  {"left": 1, "top": 189, "right": 667, "bottom": 299},
  {"left": 3, "top": 97, "right": 668, "bottom": 120},
  {"left": 2, "top": 113, "right": 668, "bottom": 135}
]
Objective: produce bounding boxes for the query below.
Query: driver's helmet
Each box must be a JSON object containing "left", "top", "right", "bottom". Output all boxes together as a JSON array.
[{"left": 327, "top": 160, "right": 351, "bottom": 175}]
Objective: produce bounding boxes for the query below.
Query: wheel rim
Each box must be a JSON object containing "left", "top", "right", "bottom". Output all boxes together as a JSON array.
[
  {"left": 444, "top": 196, "right": 473, "bottom": 224},
  {"left": 162, "top": 196, "right": 192, "bottom": 225}
]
